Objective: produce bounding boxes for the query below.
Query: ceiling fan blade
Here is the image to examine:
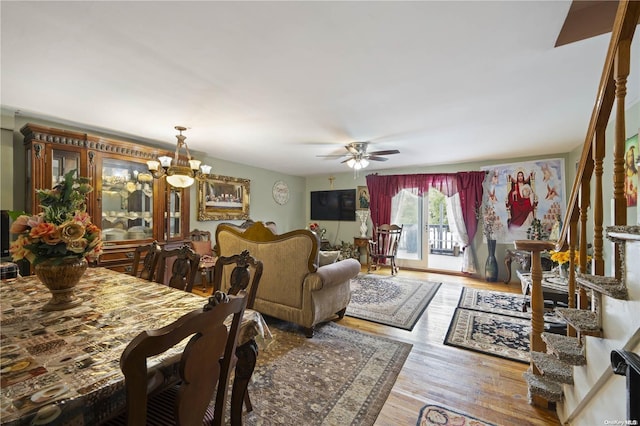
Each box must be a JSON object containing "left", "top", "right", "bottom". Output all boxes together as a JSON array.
[
  {"left": 368, "top": 155, "right": 389, "bottom": 161},
  {"left": 316, "top": 154, "right": 348, "bottom": 158},
  {"left": 368, "top": 149, "right": 400, "bottom": 156},
  {"left": 340, "top": 157, "right": 353, "bottom": 164},
  {"left": 346, "top": 144, "right": 359, "bottom": 155}
]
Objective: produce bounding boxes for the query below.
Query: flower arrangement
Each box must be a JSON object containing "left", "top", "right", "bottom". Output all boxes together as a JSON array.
[
  {"left": 549, "top": 250, "right": 592, "bottom": 266},
  {"left": 10, "top": 170, "right": 103, "bottom": 266},
  {"left": 308, "top": 222, "right": 326, "bottom": 239},
  {"left": 481, "top": 204, "right": 503, "bottom": 240}
]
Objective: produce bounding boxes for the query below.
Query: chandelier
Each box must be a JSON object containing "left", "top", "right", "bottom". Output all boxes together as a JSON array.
[{"left": 147, "top": 126, "right": 212, "bottom": 188}]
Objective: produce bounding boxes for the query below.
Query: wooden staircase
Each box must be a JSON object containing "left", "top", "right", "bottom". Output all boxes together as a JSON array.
[
  {"left": 515, "top": 1, "right": 640, "bottom": 423},
  {"left": 523, "top": 227, "right": 640, "bottom": 423}
]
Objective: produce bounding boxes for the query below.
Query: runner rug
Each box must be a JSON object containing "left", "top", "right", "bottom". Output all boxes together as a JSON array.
[
  {"left": 346, "top": 274, "right": 441, "bottom": 330},
  {"left": 241, "top": 319, "right": 412, "bottom": 425},
  {"left": 444, "top": 288, "right": 565, "bottom": 363},
  {"left": 417, "top": 404, "right": 495, "bottom": 426}
]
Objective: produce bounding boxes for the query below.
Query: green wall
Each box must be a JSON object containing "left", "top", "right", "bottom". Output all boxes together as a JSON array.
[
  {"left": 2, "top": 99, "right": 637, "bottom": 279},
  {"left": 0, "top": 112, "right": 306, "bottom": 240}
]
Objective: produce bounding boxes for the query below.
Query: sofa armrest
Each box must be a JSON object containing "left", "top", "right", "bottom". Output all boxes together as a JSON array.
[{"left": 314, "top": 258, "right": 360, "bottom": 289}]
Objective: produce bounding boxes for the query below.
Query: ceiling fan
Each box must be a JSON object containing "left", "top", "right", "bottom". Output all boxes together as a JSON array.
[{"left": 317, "top": 142, "right": 400, "bottom": 170}]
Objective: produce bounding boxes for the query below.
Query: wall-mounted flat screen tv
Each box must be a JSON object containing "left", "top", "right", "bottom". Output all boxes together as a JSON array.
[{"left": 310, "top": 189, "right": 356, "bottom": 221}]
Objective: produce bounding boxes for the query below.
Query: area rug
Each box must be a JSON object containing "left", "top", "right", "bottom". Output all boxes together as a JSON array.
[
  {"left": 241, "top": 319, "right": 412, "bottom": 425},
  {"left": 458, "top": 287, "right": 530, "bottom": 319},
  {"left": 444, "top": 308, "right": 532, "bottom": 363},
  {"left": 458, "top": 287, "right": 566, "bottom": 325},
  {"left": 346, "top": 274, "right": 441, "bottom": 330},
  {"left": 417, "top": 404, "right": 495, "bottom": 426}
]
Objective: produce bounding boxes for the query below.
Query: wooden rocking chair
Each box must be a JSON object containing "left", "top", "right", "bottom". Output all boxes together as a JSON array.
[{"left": 368, "top": 224, "right": 403, "bottom": 275}]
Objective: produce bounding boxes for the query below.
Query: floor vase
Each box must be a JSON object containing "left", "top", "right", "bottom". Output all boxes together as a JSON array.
[
  {"left": 485, "top": 239, "right": 498, "bottom": 282},
  {"left": 35, "top": 257, "right": 87, "bottom": 311}
]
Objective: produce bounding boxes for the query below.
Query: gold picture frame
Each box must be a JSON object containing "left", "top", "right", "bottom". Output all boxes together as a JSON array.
[
  {"left": 197, "top": 174, "right": 250, "bottom": 221},
  {"left": 357, "top": 186, "right": 370, "bottom": 210}
]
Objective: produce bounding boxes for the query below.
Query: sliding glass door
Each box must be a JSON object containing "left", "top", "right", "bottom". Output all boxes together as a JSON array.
[{"left": 391, "top": 188, "right": 463, "bottom": 272}]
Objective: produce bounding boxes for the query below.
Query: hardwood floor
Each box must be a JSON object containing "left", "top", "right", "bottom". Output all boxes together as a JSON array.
[
  {"left": 196, "top": 267, "right": 561, "bottom": 425},
  {"left": 354, "top": 267, "right": 561, "bottom": 426}
]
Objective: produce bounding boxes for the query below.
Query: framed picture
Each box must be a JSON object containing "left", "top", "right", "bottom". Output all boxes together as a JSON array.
[
  {"left": 197, "top": 174, "right": 250, "bottom": 221},
  {"left": 624, "top": 133, "right": 638, "bottom": 207},
  {"left": 356, "top": 186, "right": 370, "bottom": 210},
  {"left": 480, "top": 158, "right": 566, "bottom": 243}
]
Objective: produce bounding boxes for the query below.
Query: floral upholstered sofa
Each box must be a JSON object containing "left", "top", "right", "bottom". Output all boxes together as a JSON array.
[{"left": 215, "top": 221, "right": 361, "bottom": 337}]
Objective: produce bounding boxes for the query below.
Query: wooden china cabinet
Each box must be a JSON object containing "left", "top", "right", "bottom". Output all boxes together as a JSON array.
[{"left": 21, "top": 123, "right": 191, "bottom": 274}]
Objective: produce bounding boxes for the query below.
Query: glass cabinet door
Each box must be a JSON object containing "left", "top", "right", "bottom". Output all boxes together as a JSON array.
[
  {"left": 52, "top": 149, "right": 80, "bottom": 185},
  {"left": 166, "top": 188, "right": 183, "bottom": 240},
  {"left": 101, "top": 158, "right": 154, "bottom": 242}
]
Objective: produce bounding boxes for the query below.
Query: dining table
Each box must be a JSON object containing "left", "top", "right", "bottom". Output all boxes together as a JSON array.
[{"left": 0, "top": 267, "right": 272, "bottom": 425}]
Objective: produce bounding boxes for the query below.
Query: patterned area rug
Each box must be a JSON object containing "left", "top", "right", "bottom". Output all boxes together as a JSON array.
[
  {"left": 458, "top": 287, "right": 567, "bottom": 324},
  {"left": 458, "top": 287, "right": 530, "bottom": 318},
  {"left": 444, "top": 308, "right": 532, "bottom": 363},
  {"left": 417, "top": 404, "right": 495, "bottom": 426},
  {"left": 240, "top": 319, "right": 412, "bottom": 425},
  {"left": 346, "top": 274, "right": 441, "bottom": 330},
  {"left": 445, "top": 288, "right": 565, "bottom": 363}
]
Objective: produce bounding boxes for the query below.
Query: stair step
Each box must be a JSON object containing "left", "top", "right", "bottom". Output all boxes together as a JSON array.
[
  {"left": 555, "top": 308, "right": 602, "bottom": 336},
  {"left": 523, "top": 370, "right": 564, "bottom": 403},
  {"left": 531, "top": 351, "right": 573, "bottom": 384},
  {"left": 575, "top": 273, "right": 628, "bottom": 300},
  {"left": 541, "top": 332, "right": 586, "bottom": 365},
  {"left": 606, "top": 225, "right": 640, "bottom": 242}
]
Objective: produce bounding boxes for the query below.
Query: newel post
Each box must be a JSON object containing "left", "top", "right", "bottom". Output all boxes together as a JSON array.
[{"left": 514, "top": 240, "right": 556, "bottom": 374}]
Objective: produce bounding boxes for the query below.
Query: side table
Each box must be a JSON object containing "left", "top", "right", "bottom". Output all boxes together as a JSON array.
[
  {"left": 353, "top": 237, "right": 369, "bottom": 266},
  {"left": 516, "top": 270, "right": 569, "bottom": 312}
]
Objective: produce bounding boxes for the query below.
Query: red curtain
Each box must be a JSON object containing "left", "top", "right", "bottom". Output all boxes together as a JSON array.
[
  {"left": 365, "top": 171, "right": 485, "bottom": 241},
  {"left": 455, "top": 172, "right": 485, "bottom": 242}
]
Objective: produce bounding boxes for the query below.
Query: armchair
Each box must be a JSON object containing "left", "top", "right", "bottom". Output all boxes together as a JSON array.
[{"left": 215, "top": 221, "right": 361, "bottom": 337}]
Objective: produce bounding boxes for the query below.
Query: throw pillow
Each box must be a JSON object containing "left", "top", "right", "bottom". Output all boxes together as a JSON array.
[{"left": 318, "top": 250, "right": 341, "bottom": 266}]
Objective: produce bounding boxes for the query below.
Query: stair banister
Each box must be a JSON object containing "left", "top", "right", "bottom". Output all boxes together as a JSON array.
[
  {"left": 611, "top": 349, "right": 640, "bottom": 422},
  {"left": 556, "top": 0, "right": 639, "bottom": 277}
]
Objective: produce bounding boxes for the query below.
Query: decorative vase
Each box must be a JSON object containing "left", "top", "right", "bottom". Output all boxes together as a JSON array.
[
  {"left": 484, "top": 239, "right": 498, "bottom": 282},
  {"left": 34, "top": 257, "right": 87, "bottom": 311},
  {"left": 559, "top": 264, "right": 568, "bottom": 279},
  {"left": 356, "top": 210, "right": 369, "bottom": 238}
]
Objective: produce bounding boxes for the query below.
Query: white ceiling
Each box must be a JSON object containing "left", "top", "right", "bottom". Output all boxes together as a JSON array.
[{"left": 1, "top": 1, "right": 638, "bottom": 177}]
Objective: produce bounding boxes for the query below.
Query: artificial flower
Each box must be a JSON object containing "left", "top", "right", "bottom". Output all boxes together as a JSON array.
[
  {"left": 9, "top": 169, "right": 103, "bottom": 266},
  {"left": 549, "top": 250, "right": 592, "bottom": 265}
]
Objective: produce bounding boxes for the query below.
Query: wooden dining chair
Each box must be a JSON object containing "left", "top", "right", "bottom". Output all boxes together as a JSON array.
[
  {"left": 368, "top": 224, "right": 403, "bottom": 275},
  {"left": 190, "top": 229, "right": 217, "bottom": 291},
  {"left": 212, "top": 249, "right": 263, "bottom": 309},
  {"left": 212, "top": 249, "right": 263, "bottom": 413},
  {"left": 154, "top": 245, "right": 201, "bottom": 293},
  {"left": 130, "top": 240, "right": 161, "bottom": 281},
  {"left": 104, "top": 291, "right": 248, "bottom": 426}
]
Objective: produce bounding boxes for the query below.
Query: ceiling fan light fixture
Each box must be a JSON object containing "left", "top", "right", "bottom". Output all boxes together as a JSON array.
[{"left": 347, "top": 158, "right": 356, "bottom": 168}]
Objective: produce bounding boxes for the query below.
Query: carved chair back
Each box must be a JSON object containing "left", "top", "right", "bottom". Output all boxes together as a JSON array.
[
  {"left": 118, "top": 292, "right": 247, "bottom": 425},
  {"left": 130, "top": 240, "right": 161, "bottom": 281},
  {"left": 368, "top": 224, "right": 403, "bottom": 275},
  {"left": 212, "top": 249, "right": 263, "bottom": 310},
  {"left": 154, "top": 245, "right": 201, "bottom": 293}
]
